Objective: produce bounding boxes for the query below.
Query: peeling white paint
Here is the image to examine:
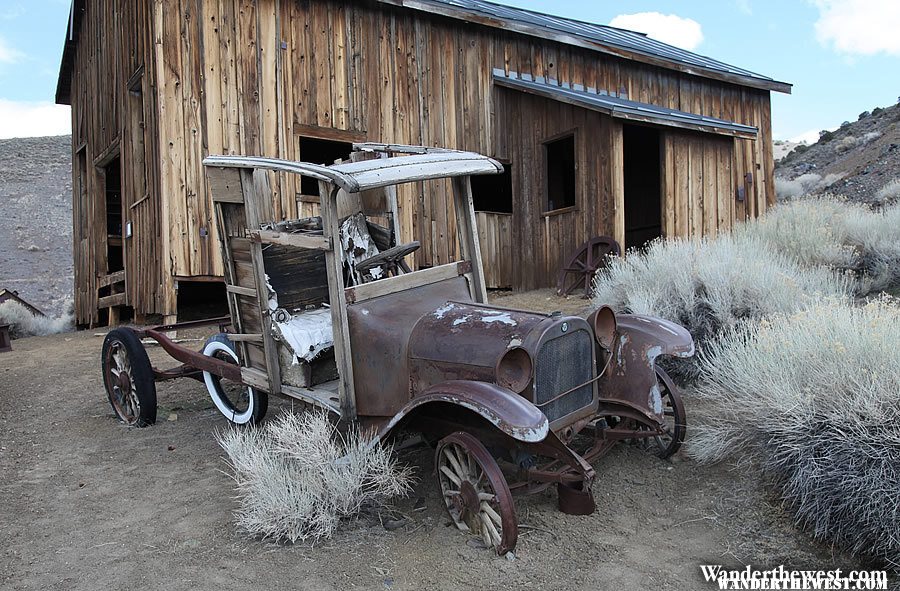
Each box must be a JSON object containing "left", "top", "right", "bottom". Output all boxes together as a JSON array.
[
  {"left": 452, "top": 315, "right": 471, "bottom": 327},
  {"left": 480, "top": 312, "right": 517, "bottom": 326},
  {"left": 433, "top": 303, "right": 456, "bottom": 319},
  {"left": 649, "top": 382, "right": 664, "bottom": 416},
  {"left": 508, "top": 338, "right": 523, "bottom": 348},
  {"left": 645, "top": 345, "right": 664, "bottom": 363},
  {"left": 264, "top": 274, "right": 279, "bottom": 311},
  {"left": 272, "top": 308, "right": 334, "bottom": 364}
]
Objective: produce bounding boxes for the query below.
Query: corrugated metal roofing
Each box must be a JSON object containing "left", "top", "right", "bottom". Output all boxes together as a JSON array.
[
  {"left": 493, "top": 70, "right": 758, "bottom": 138},
  {"left": 387, "top": 0, "right": 791, "bottom": 93}
]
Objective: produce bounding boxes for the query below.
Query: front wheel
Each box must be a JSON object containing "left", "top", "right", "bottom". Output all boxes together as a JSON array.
[
  {"left": 101, "top": 328, "right": 157, "bottom": 427},
  {"left": 202, "top": 334, "right": 267, "bottom": 425},
  {"left": 435, "top": 432, "right": 518, "bottom": 555}
]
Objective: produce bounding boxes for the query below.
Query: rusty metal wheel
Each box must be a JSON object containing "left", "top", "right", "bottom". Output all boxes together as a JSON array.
[
  {"left": 435, "top": 432, "right": 518, "bottom": 555},
  {"left": 101, "top": 328, "right": 157, "bottom": 427},
  {"left": 632, "top": 367, "right": 685, "bottom": 459}
]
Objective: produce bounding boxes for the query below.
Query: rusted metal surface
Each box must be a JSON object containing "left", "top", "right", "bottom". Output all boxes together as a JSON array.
[
  {"left": 555, "top": 236, "right": 620, "bottom": 297},
  {"left": 592, "top": 311, "right": 694, "bottom": 427},
  {"left": 377, "top": 380, "right": 549, "bottom": 444},
  {"left": 345, "top": 277, "right": 473, "bottom": 417},
  {"left": 141, "top": 329, "right": 243, "bottom": 384}
]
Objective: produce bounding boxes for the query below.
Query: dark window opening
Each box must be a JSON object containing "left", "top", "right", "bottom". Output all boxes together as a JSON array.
[
  {"left": 298, "top": 136, "right": 353, "bottom": 196},
  {"left": 623, "top": 124, "right": 662, "bottom": 250},
  {"left": 471, "top": 162, "right": 513, "bottom": 213},
  {"left": 104, "top": 157, "right": 124, "bottom": 273},
  {"left": 176, "top": 280, "right": 228, "bottom": 321},
  {"left": 546, "top": 135, "right": 576, "bottom": 212}
]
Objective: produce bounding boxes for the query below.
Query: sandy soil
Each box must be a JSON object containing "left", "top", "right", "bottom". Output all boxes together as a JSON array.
[{"left": 0, "top": 289, "right": 867, "bottom": 591}]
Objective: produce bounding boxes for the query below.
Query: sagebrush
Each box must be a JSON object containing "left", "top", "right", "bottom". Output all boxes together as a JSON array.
[
  {"left": 217, "top": 411, "right": 413, "bottom": 543},
  {"left": 0, "top": 300, "right": 73, "bottom": 338},
  {"left": 687, "top": 297, "right": 900, "bottom": 563},
  {"left": 592, "top": 231, "right": 849, "bottom": 379}
]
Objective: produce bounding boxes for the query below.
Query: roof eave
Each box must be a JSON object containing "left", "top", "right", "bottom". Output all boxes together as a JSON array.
[{"left": 386, "top": 0, "right": 793, "bottom": 94}]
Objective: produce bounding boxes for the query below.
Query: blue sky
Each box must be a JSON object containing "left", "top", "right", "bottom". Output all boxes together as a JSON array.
[{"left": 0, "top": 0, "right": 898, "bottom": 141}]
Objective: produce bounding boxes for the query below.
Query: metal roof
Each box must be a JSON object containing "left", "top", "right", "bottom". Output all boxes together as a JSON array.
[
  {"left": 203, "top": 149, "right": 503, "bottom": 194},
  {"left": 493, "top": 70, "right": 758, "bottom": 139},
  {"left": 381, "top": 0, "right": 791, "bottom": 93}
]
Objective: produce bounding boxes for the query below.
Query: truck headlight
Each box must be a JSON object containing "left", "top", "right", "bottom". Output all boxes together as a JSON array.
[{"left": 496, "top": 347, "right": 533, "bottom": 393}]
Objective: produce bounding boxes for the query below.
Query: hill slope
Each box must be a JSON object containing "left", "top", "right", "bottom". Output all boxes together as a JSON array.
[
  {"left": 0, "top": 135, "right": 73, "bottom": 316},
  {"left": 776, "top": 103, "right": 900, "bottom": 203}
]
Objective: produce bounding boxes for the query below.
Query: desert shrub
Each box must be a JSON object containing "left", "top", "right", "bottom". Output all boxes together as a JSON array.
[
  {"left": 688, "top": 297, "right": 900, "bottom": 562},
  {"left": 858, "top": 110, "right": 870, "bottom": 120},
  {"left": 774, "top": 177, "right": 803, "bottom": 200},
  {"left": 872, "top": 107, "right": 883, "bottom": 116},
  {"left": 745, "top": 196, "right": 900, "bottom": 295},
  {"left": 835, "top": 135, "right": 858, "bottom": 152},
  {"left": 592, "top": 234, "right": 848, "bottom": 380},
  {"left": 217, "top": 411, "right": 413, "bottom": 543},
  {"left": 0, "top": 300, "right": 73, "bottom": 338},
  {"left": 875, "top": 178, "right": 900, "bottom": 205},
  {"left": 818, "top": 129, "right": 834, "bottom": 143}
]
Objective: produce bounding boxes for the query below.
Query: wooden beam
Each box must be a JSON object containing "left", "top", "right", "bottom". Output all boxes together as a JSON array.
[
  {"left": 320, "top": 181, "right": 358, "bottom": 420},
  {"left": 250, "top": 230, "right": 331, "bottom": 251},
  {"left": 98, "top": 270, "right": 126, "bottom": 288},
  {"left": 98, "top": 293, "right": 126, "bottom": 309},
  {"left": 225, "top": 284, "right": 258, "bottom": 298},
  {"left": 93, "top": 135, "right": 121, "bottom": 168},
  {"left": 451, "top": 177, "right": 488, "bottom": 303},
  {"left": 240, "top": 169, "right": 283, "bottom": 397},
  {"left": 292, "top": 123, "right": 367, "bottom": 143},
  {"left": 281, "top": 384, "right": 342, "bottom": 415},
  {"left": 227, "top": 333, "right": 264, "bottom": 343},
  {"left": 345, "top": 260, "right": 472, "bottom": 305}
]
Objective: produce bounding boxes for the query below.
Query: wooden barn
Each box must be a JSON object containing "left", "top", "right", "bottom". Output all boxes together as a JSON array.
[{"left": 56, "top": 0, "right": 791, "bottom": 326}]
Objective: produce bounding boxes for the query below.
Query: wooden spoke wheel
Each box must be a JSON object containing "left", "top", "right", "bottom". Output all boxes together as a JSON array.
[
  {"left": 630, "top": 367, "right": 686, "bottom": 459},
  {"left": 101, "top": 328, "right": 157, "bottom": 427},
  {"left": 556, "top": 236, "right": 621, "bottom": 297},
  {"left": 435, "top": 432, "right": 518, "bottom": 555}
]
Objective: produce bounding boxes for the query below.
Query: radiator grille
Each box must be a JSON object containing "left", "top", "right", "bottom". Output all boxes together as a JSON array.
[{"left": 533, "top": 329, "right": 594, "bottom": 422}]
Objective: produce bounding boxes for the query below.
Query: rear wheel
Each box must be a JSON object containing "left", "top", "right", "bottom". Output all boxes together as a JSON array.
[
  {"left": 435, "top": 432, "right": 518, "bottom": 555},
  {"left": 101, "top": 328, "right": 157, "bottom": 427},
  {"left": 202, "top": 334, "right": 267, "bottom": 425}
]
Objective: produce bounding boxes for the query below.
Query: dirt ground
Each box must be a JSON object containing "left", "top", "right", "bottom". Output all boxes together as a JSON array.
[{"left": 0, "top": 292, "right": 866, "bottom": 591}]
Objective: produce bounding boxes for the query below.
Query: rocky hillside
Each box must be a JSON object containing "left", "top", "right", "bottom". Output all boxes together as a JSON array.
[
  {"left": 776, "top": 103, "right": 900, "bottom": 204},
  {"left": 0, "top": 135, "right": 73, "bottom": 316}
]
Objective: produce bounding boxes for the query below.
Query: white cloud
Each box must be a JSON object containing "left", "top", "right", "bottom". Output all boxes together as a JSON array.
[
  {"left": 735, "top": 0, "right": 752, "bottom": 16},
  {"left": 812, "top": 0, "right": 900, "bottom": 56},
  {"left": 787, "top": 129, "right": 823, "bottom": 145},
  {"left": 0, "top": 36, "right": 24, "bottom": 63},
  {"left": 0, "top": 100, "right": 71, "bottom": 139},
  {"left": 608, "top": 12, "right": 704, "bottom": 51}
]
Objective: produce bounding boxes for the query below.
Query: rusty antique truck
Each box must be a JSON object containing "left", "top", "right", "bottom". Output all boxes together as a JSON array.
[{"left": 100, "top": 144, "right": 694, "bottom": 555}]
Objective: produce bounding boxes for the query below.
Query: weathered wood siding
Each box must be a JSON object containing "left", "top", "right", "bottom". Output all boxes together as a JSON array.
[
  {"left": 69, "top": 0, "right": 777, "bottom": 322},
  {"left": 152, "top": 0, "right": 775, "bottom": 292},
  {"left": 69, "top": 0, "right": 163, "bottom": 324}
]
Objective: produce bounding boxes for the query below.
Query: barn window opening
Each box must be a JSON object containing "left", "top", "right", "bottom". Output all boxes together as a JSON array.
[
  {"left": 545, "top": 135, "right": 576, "bottom": 212},
  {"left": 471, "top": 162, "right": 513, "bottom": 213},
  {"left": 104, "top": 157, "right": 124, "bottom": 273},
  {"left": 298, "top": 136, "right": 353, "bottom": 196}
]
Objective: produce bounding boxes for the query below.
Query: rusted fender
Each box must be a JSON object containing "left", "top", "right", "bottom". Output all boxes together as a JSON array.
[
  {"left": 376, "top": 380, "right": 549, "bottom": 443},
  {"left": 615, "top": 314, "right": 695, "bottom": 361}
]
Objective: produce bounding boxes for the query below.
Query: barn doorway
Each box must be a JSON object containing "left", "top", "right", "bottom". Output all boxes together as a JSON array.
[
  {"left": 623, "top": 125, "right": 662, "bottom": 250},
  {"left": 104, "top": 157, "right": 124, "bottom": 273}
]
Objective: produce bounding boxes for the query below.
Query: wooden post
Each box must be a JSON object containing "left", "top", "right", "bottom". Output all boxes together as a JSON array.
[
  {"left": 240, "top": 169, "right": 282, "bottom": 397},
  {"left": 451, "top": 176, "right": 488, "bottom": 303},
  {"left": 320, "top": 181, "right": 357, "bottom": 420},
  {"left": 610, "top": 122, "right": 626, "bottom": 250}
]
